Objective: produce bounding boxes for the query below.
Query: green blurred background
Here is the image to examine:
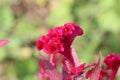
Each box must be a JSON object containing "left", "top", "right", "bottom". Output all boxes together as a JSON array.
[{"left": 0, "top": 0, "right": 120, "bottom": 80}]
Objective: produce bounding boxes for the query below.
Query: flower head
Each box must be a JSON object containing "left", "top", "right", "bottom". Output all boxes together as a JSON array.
[
  {"left": 36, "top": 23, "right": 84, "bottom": 80},
  {"left": 104, "top": 53, "right": 120, "bottom": 70},
  {"left": 36, "top": 22, "right": 83, "bottom": 56},
  {"left": 104, "top": 53, "right": 120, "bottom": 80}
]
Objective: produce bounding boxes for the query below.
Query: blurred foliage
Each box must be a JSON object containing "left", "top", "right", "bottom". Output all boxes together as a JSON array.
[{"left": 0, "top": 0, "right": 120, "bottom": 80}]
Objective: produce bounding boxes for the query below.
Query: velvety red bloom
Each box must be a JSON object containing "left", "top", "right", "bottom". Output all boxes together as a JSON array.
[
  {"left": 36, "top": 23, "right": 84, "bottom": 80},
  {"left": 104, "top": 53, "right": 120, "bottom": 80},
  {"left": 104, "top": 53, "right": 120, "bottom": 70},
  {"left": 37, "top": 36, "right": 63, "bottom": 54},
  {"left": 36, "top": 23, "right": 120, "bottom": 80},
  {"left": 36, "top": 22, "right": 83, "bottom": 56}
]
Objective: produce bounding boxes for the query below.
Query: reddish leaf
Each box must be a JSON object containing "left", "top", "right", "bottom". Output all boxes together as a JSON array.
[
  {"left": 62, "top": 67, "right": 71, "bottom": 79},
  {"left": 0, "top": 40, "right": 9, "bottom": 48},
  {"left": 38, "top": 54, "right": 62, "bottom": 80},
  {"left": 86, "top": 52, "right": 102, "bottom": 80}
]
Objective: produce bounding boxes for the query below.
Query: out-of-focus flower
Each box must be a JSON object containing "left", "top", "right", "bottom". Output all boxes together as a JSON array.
[{"left": 0, "top": 40, "right": 9, "bottom": 48}]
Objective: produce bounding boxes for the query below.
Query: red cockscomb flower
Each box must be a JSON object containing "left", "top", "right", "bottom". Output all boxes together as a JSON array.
[
  {"left": 104, "top": 53, "right": 120, "bottom": 70},
  {"left": 36, "top": 23, "right": 120, "bottom": 80},
  {"left": 36, "top": 23, "right": 83, "bottom": 61},
  {"left": 104, "top": 53, "right": 120, "bottom": 80}
]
